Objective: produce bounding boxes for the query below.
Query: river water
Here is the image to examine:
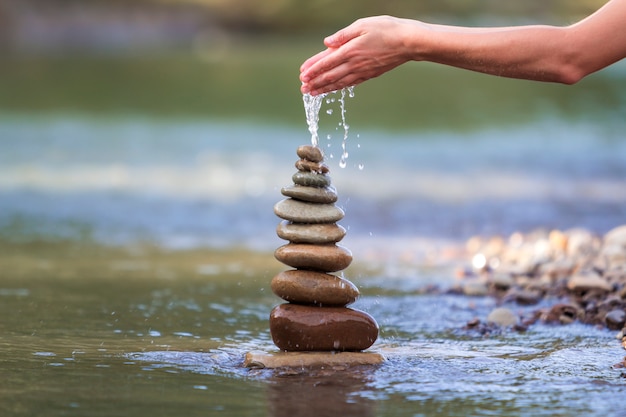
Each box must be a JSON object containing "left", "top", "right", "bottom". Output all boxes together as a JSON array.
[{"left": 1, "top": 110, "right": 625, "bottom": 416}]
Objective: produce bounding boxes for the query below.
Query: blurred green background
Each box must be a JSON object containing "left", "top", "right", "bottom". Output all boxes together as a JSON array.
[{"left": 0, "top": 0, "right": 620, "bottom": 131}]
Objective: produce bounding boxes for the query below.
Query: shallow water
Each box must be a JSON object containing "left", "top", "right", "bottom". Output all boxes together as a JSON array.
[
  {"left": 2, "top": 69, "right": 626, "bottom": 415},
  {"left": 1, "top": 243, "right": 624, "bottom": 417}
]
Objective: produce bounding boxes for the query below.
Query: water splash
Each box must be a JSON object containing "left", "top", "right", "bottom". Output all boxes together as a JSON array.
[
  {"left": 302, "top": 87, "right": 355, "bottom": 165},
  {"left": 302, "top": 92, "right": 327, "bottom": 147},
  {"left": 338, "top": 87, "right": 353, "bottom": 168}
]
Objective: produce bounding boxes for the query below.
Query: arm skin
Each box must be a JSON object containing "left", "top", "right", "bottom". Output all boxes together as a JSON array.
[{"left": 300, "top": 0, "right": 626, "bottom": 95}]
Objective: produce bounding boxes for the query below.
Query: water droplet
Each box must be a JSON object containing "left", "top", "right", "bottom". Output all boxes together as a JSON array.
[
  {"left": 326, "top": 109, "right": 333, "bottom": 115},
  {"left": 358, "top": 163, "right": 365, "bottom": 170}
]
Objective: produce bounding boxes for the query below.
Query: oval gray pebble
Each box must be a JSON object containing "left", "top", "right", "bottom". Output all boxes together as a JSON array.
[
  {"left": 292, "top": 171, "right": 331, "bottom": 188},
  {"left": 274, "top": 199, "right": 344, "bottom": 223},
  {"left": 281, "top": 185, "right": 338, "bottom": 204},
  {"left": 276, "top": 220, "right": 346, "bottom": 244}
]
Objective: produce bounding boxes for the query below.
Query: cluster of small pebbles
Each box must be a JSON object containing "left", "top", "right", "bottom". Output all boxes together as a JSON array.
[
  {"left": 454, "top": 225, "right": 626, "bottom": 346},
  {"left": 269, "top": 145, "right": 379, "bottom": 352}
]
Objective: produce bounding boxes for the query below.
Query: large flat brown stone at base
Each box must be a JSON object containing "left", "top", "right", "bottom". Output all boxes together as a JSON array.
[{"left": 243, "top": 350, "right": 385, "bottom": 369}]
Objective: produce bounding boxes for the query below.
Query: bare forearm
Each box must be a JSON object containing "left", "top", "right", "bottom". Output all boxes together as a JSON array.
[
  {"left": 300, "top": 0, "right": 626, "bottom": 95},
  {"left": 415, "top": 24, "right": 581, "bottom": 84}
]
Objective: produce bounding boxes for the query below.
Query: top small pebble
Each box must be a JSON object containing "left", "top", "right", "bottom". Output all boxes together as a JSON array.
[{"left": 297, "top": 145, "right": 324, "bottom": 163}]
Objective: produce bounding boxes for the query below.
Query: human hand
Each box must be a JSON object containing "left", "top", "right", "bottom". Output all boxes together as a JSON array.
[{"left": 299, "top": 16, "right": 420, "bottom": 95}]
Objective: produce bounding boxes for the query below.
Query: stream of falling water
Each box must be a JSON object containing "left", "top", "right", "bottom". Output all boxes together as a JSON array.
[{"left": 303, "top": 87, "right": 354, "bottom": 166}]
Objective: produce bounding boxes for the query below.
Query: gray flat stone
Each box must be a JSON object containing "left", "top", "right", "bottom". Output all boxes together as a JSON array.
[
  {"left": 281, "top": 185, "right": 338, "bottom": 204},
  {"left": 276, "top": 221, "right": 346, "bottom": 244},
  {"left": 274, "top": 198, "right": 344, "bottom": 223},
  {"left": 244, "top": 350, "right": 385, "bottom": 369},
  {"left": 292, "top": 171, "right": 331, "bottom": 188},
  {"left": 295, "top": 159, "right": 329, "bottom": 174}
]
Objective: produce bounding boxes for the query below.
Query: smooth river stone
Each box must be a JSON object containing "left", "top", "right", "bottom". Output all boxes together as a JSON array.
[
  {"left": 281, "top": 185, "right": 338, "bottom": 204},
  {"left": 274, "top": 243, "right": 352, "bottom": 272},
  {"left": 269, "top": 304, "right": 378, "bottom": 352},
  {"left": 274, "top": 198, "right": 344, "bottom": 224},
  {"left": 292, "top": 171, "right": 331, "bottom": 188},
  {"left": 297, "top": 145, "right": 324, "bottom": 163},
  {"left": 244, "top": 350, "right": 385, "bottom": 369},
  {"left": 295, "top": 159, "right": 329, "bottom": 174},
  {"left": 276, "top": 221, "right": 346, "bottom": 244},
  {"left": 271, "top": 269, "right": 359, "bottom": 306}
]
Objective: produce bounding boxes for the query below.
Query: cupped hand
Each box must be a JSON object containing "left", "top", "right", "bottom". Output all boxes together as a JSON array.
[{"left": 299, "top": 16, "right": 420, "bottom": 95}]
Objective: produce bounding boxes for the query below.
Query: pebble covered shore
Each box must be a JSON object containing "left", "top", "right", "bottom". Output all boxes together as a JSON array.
[{"left": 452, "top": 224, "right": 626, "bottom": 362}]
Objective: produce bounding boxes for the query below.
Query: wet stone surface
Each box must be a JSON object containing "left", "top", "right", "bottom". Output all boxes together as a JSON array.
[
  {"left": 268, "top": 144, "right": 378, "bottom": 353},
  {"left": 281, "top": 184, "right": 338, "bottom": 204},
  {"left": 276, "top": 220, "right": 346, "bottom": 244},
  {"left": 274, "top": 243, "right": 353, "bottom": 272},
  {"left": 273, "top": 198, "right": 344, "bottom": 224},
  {"left": 271, "top": 269, "right": 359, "bottom": 306},
  {"left": 269, "top": 303, "right": 379, "bottom": 352}
]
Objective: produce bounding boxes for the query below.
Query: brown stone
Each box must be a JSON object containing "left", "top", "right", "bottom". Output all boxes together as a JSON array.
[
  {"left": 271, "top": 269, "right": 359, "bottom": 306},
  {"left": 276, "top": 221, "right": 346, "bottom": 244},
  {"left": 269, "top": 304, "right": 378, "bottom": 352},
  {"left": 605, "top": 309, "right": 626, "bottom": 330},
  {"left": 292, "top": 171, "right": 331, "bottom": 188},
  {"left": 243, "top": 350, "right": 384, "bottom": 369},
  {"left": 274, "top": 243, "right": 352, "bottom": 272},
  {"left": 281, "top": 185, "right": 338, "bottom": 204},
  {"left": 297, "top": 145, "right": 324, "bottom": 163},
  {"left": 542, "top": 303, "right": 580, "bottom": 324},
  {"left": 295, "top": 159, "right": 329, "bottom": 174},
  {"left": 274, "top": 198, "right": 344, "bottom": 223},
  {"left": 567, "top": 273, "right": 612, "bottom": 293}
]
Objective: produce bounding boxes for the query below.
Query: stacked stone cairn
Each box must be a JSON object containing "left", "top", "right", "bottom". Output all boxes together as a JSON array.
[{"left": 269, "top": 145, "right": 379, "bottom": 352}]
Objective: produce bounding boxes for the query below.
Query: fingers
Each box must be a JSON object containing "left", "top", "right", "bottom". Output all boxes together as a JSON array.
[
  {"left": 301, "top": 62, "right": 364, "bottom": 95},
  {"left": 300, "top": 54, "right": 345, "bottom": 94},
  {"left": 323, "top": 22, "right": 363, "bottom": 48},
  {"left": 300, "top": 48, "right": 333, "bottom": 74}
]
